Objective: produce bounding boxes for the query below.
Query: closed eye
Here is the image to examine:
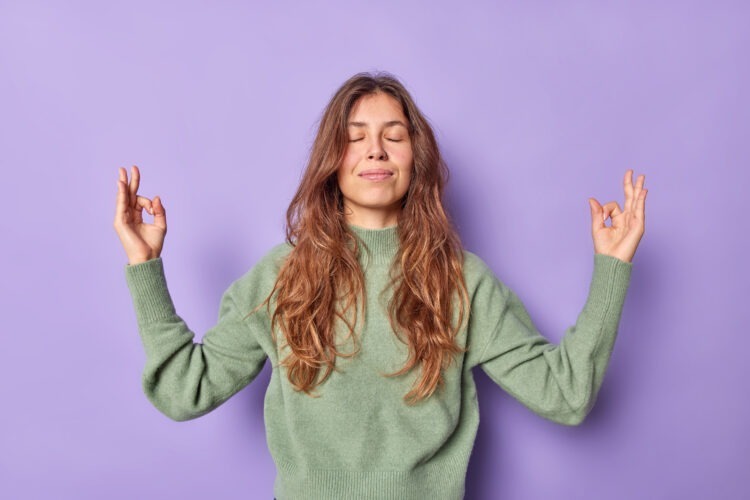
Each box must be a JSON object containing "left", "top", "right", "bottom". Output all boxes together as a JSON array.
[{"left": 348, "top": 138, "right": 403, "bottom": 142}]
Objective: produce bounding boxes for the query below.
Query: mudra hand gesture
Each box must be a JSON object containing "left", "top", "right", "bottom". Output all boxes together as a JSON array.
[
  {"left": 588, "top": 169, "right": 648, "bottom": 264},
  {"left": 113, "top": 165, "right": 168, "bottom": 265}
]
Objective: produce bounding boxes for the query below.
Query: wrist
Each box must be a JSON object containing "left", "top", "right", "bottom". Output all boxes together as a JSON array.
[
  {"left": 128, "top": 254, "right": 158, "bottom": 266},
  {"left": 595, "top": 251, "right": 632, "bottom": 264}
]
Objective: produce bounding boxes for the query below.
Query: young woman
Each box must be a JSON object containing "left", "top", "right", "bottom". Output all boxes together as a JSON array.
[{"left": 113, "top": 71, "right": 647, "bottom": 500}]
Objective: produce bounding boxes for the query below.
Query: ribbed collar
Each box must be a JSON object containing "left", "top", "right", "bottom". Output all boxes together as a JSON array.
[{"left": 347, "top": 223, "right": 400, "bottom": 265}]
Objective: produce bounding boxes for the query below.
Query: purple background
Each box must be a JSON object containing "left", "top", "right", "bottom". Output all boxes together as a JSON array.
[{"left": 1, "top": 1, "right": 747, "bottom": 499}]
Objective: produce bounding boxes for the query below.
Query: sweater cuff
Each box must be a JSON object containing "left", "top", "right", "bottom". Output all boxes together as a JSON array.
[
  {"left": 124, "top": 257, "right": 177, "bottom": 325},
  {"left": 583, "top": 253, "right": 633, "bottom": 320}
]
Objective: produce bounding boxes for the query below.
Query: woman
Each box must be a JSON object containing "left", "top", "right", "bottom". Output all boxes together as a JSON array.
[{"left": 113, "top": 71, "right": 647, "bottom": 500}]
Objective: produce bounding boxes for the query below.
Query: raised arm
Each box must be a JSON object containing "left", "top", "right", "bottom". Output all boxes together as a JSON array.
[
  {"left": 114, "top": 165, "right": 275, "bottom": 421},
  {"left": 124, "top": 257, "right": 270, "bottom": 421},
  {"left": 467, "top": 169, "right": 646, "bottom": 425},
  {"left": 468, "top": 253, "right": 632, "bottom": 426}
]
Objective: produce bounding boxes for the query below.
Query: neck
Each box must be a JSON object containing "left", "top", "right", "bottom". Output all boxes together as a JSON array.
[
  {"left": 346, "top": 222, "right": 399, "bottom": 266},
  {"left": 343, "top": 205, "right": 400, "bottom": 229}
]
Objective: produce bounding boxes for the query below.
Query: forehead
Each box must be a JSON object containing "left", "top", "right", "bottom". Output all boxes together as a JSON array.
[{"left": 348, "top": 92, "right": 407, "bottom": 126}]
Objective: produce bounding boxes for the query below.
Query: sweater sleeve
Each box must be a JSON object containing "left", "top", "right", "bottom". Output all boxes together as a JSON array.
[
  {"left": 469, "top": 253, "right": 632, "bottom": 426},
  {"left": 124, "top": 257, "right": 269, "bottom": 422}
]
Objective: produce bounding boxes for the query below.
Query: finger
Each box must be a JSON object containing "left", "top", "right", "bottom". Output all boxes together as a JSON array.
[
  {"left": 129, "top": 165, "right": 140, "bottom": 209},
  {"left": 115, "top": 178, "right": 130, "bottom": 223},
  {"left": 632, "top": 174, "right": 645, "bottom": 212},
  {"left": 589, "top": 197, "right": 605, "bottom": 232},
  {"left": 152, "top": 196, "right": 167, "bottom": 230},
  {"left": 119, "top": 166, "right": 130, "bottom": 201},
  {"left": 601, "top": 201, "right": 622, "bottom": 222},
  {"left": 623, "top": 169, "right": 634, "bottom": 213},
  {"left": 135, "top": 195, "right": 154, "bottom": 215},
  {"left": 637, "top": 188, "right": 647, "bottom": 223},
  {"left": 117, "top": 167, "right": 128, "bottom": 208}
]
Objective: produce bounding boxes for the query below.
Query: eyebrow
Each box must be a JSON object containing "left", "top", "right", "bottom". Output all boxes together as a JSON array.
[{"left": 347, "top": 120, "right": 408, "bottom": 129}]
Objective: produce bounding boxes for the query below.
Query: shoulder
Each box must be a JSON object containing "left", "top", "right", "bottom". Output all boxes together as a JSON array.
[
  {"left": 260, "top": 241, "right": 294, "bottom": 268},
  {"left": 460, "top": 249, "right": 514, "bottom": 305},
  {"left": 248, "top": 241, "right": 293, "bottom": 278},
  {"left": 225, "top": 241, "right": 293, "bottom": 303},
  {"left": 461, "top": 249, "right": 499, "bottom": 285}
]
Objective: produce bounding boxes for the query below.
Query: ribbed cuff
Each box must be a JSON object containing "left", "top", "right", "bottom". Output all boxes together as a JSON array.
[
  {"left": 123, "top": 257, "right": 177, "bottom": 325},
  {"left": 583, "top": 253, "right": 633, "bottom": 320}
]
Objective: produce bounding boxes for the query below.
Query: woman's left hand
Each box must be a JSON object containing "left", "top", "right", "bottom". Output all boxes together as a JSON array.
[{"left": 588, "top": 169, "right": 648, "bottom": 264}]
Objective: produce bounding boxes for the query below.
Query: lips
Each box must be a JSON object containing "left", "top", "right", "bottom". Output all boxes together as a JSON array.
[{"left": 359, "top": 169, "right": 393, "bottom": 181}]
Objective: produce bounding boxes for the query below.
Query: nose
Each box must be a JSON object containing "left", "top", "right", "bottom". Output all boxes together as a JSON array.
[{"left": 367, "top": 138, "right": 388, "bottom": 161}]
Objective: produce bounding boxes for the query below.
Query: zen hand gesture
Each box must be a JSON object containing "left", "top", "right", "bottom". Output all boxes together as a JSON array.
[
  {"left": 588, "top": 169, "right": 648, "bottom": 264},
  {"left": 113, "top": 165, "right": 168, "bottom": 265}
]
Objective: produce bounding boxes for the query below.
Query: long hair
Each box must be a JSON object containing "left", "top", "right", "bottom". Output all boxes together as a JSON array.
[{"left": 256, "top": 71, "right": 469, "bottom": 405}]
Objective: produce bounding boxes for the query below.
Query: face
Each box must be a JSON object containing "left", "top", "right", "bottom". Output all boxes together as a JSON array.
[{"left": 337, "top": 91, "right": 414, "bottom": 228}]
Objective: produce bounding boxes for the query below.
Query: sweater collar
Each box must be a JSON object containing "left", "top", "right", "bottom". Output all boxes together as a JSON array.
[{"left": 347, "top": 223, "right": 399, "bottom": 265}]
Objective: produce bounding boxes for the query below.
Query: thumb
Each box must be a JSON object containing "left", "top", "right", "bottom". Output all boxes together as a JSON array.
[
  {"left": 589, "top": 198, "right": 605, "bottom": 231},
  {"left": 152, "top": 196, "right": 167, "bottom": 231}
]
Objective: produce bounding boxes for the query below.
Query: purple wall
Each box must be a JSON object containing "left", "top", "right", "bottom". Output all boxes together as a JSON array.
[{"left": 1, "top": 1, "right": 747, "bottom": 499}]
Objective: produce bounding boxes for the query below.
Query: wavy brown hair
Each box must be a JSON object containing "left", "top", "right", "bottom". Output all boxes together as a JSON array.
[{"left": 255, "top": 71, "right": 469, "bottom": 405}]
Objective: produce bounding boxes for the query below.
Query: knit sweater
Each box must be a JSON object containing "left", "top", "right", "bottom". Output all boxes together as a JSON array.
[{"left": 123, "top": 223, "right": 632, "bottom": 500}]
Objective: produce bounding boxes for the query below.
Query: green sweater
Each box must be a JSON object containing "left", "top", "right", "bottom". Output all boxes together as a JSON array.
[{"left": 124, "top": 224, "right": 632, "bottom": 500}]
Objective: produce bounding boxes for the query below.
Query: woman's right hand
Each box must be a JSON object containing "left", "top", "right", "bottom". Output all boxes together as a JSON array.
[{"left": 113, "top": 165, "right": 167, "bottom": 265}]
